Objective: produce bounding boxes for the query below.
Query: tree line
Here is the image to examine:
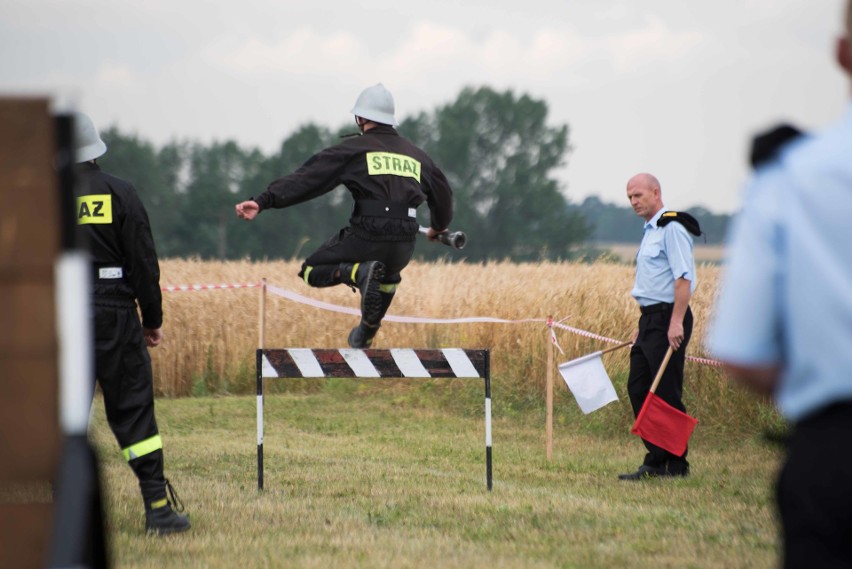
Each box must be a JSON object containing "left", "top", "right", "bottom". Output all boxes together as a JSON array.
[{"left": 97, "top": 86, "right": 729, "bottom": 263}]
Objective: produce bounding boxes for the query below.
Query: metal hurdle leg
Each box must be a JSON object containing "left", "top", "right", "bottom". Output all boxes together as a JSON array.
[
  {"left": 484, "top": 350, "right": 492, "bottom": 491},
  {"left": 256, "top": 349, "right": 264, "bottom": 491}
]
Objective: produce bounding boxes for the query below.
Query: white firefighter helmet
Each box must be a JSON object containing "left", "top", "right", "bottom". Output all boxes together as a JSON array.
[
  {"left": 351, "top": 83, "right": 398, "bottom": 126},
  {"left": 73, "top": 111, "right": 107, "bottom": 163}
]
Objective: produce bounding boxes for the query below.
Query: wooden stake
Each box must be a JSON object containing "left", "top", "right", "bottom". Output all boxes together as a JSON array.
[
  {"left": 258, "top": 277, "right": 267, "bottom": 350},
  {"left": 546, "top": 316, "right": 554, "bottom": 461}
]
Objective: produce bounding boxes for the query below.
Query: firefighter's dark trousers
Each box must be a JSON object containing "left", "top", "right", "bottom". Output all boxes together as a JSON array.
[
  {"left": 298, "top": 227, "right": 415, "bottom": 321},
  {"left": 94, "top": 302, "right": 166, "bottom": 506}
]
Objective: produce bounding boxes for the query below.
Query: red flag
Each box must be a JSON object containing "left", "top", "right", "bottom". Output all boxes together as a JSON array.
[{"left": 631, "top": 392, "right": 698, "bottom": 456}]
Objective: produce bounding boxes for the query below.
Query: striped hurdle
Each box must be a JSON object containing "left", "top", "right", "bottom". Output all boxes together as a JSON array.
[{"left": 256, "top": 348, "right": 492, "bottom": 491}]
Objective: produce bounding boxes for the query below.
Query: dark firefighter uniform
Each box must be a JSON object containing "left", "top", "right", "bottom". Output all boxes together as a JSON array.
[
  {"left": 74, "top": 162, "right": 187, "bottom": 532},
  {"left": 253, "top": 124, "right": 453, "bottom": 342}
]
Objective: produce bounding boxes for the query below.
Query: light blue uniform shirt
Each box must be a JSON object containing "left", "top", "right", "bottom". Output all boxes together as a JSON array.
[
  {"left": 632, "top": 207, "right": 697, "bottom": 307},
  {"left": 708, "top": 103, "right": 852, "bottom": 423}
]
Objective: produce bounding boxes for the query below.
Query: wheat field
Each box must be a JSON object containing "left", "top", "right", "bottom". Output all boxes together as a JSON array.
[
  {"left": 150, "top": 258, "right": 776, "bottom": 437},
  {"left": 154, "top": 258, "right": 718, "bottom": 394}
]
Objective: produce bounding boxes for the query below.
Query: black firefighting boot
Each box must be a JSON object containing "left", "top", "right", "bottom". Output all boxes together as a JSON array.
[
  {"left": 143, "top": 479, "right": 190, "bottom": 536},
  {"left": 339, "top": 261, "right": 386, "bottom": 326},
  {"left": 347, "top": 290, "right": 395, "bottom": 349},
  {"left": 348, "top": 321, "right": 380, "bottom": 348}
]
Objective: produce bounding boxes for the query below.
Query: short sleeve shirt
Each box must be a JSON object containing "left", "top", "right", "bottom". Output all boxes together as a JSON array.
[
  {"left": 632, "top": 207, "right": 697, "bottom": 307},
  {"left": 707, "top": 103, "right": 852, "bottom": 422}
]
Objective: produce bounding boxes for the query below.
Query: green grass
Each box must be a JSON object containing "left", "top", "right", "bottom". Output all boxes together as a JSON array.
[{"left": 90, "top": 381, "right": 783, "bottom": 568}]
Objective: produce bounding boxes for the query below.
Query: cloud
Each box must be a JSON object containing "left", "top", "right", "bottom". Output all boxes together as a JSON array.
[
  {"left": 605, "top": 16, "right": 707, "bottom": 73},
  {"left": 93, "top": 62, "right": 141, "bottom": 89},
  {"left": 210, "top": 17, "right": 707, "bottom": 91},
  {"left": 213, "top": 29, "right": 368, "bottom": 74}
]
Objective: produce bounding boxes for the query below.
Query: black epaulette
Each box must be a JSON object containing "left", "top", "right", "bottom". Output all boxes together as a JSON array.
[
  {"left": 749, "top": 123, "right": 805, "bottom": 168},
  {"left": 657, "top": 211, "right": 702, "bottom": 237}
]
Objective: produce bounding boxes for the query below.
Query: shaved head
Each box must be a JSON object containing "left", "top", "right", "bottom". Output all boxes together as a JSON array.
[
  {"left": 627, "top": 173, "right": 661, "bottom": 193},
  {"left": 626, "top": 172, "right": 664, "bottom": 222}
]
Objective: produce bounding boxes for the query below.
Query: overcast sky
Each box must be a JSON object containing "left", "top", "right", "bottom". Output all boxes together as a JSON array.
[{"left": 2, "top": 0, "right": 849, "bottom": 213}]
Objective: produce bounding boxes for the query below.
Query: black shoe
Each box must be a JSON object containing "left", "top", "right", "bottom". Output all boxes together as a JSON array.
[
  {"left": 664, "top": 463, "right": 690, "bottom": 478},
  {"left": 146, "top": 503, "right": 191, "bottom": 535},
  {"left": 348, "top": 322, "right": 379, "bottom": 349},
  {"left": 618, "top": 465, "right": 666, "bottom": 481},
  {"left": 145, "top": 479, "right": 190, "bottom": 535},
  {"left": 354, "top": 261, "right": 385, "bottom": 326},
  {"left": 618, "top": 464, "right": 690, "bottom": 481}
]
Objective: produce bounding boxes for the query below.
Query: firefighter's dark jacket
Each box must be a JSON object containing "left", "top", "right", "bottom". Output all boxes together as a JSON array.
[
  {"left": 74, "top": 162, "right": 163, "bottom": 329},
  {"left": 255, "top": 125, "right": 453, "bottom": 240}
]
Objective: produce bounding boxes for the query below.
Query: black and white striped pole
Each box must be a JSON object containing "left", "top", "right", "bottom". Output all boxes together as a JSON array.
[
  {"left": 256, "top": 348, "right": 265, "bottom": 492},
  {"left": 484, "top": 350, "right": 492, "bottom": 491},
  {"left": 256, "top": 278, "right": 266, "bottom": 491}
]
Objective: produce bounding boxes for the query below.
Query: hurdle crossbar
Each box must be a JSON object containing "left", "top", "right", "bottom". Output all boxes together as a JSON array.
[{"left": 256, "top": 348, "right": 492, "bottom": 491}]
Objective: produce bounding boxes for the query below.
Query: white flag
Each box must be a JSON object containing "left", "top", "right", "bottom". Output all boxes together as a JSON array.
[{"left": 558, "top": 351, "right": 618, "bottom": 414}]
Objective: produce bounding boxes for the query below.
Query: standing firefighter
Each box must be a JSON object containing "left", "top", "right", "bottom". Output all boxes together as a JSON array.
[
  {"left": 236, "top": 83, "right": 453, "bottom": 348},
  {"left": 72, "top": 112, "right": 190, "bottom": 535},
  {"left": 620, "top": 173, "right": 698, "bottom": 481}
]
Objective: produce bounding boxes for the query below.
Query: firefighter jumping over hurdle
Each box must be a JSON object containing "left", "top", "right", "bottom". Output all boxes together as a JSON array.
[{"left": 235, "top": 83, "right": 454, "bottom": 348}]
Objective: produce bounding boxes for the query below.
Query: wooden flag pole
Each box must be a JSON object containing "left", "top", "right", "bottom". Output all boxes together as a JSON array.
[
  {"left": 601, "top": 341, "right": 632, "bottom": 356},
  {"left": 546, "top": 316, "right": 554, "bottom": 461},
  {"left": 648, "top": 346, "right": 674, "bottom": 394}
]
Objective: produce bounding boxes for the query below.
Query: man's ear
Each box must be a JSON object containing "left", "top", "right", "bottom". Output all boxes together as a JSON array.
[{"left": 836, "top": 37, "right": 852, "bottom": 76}]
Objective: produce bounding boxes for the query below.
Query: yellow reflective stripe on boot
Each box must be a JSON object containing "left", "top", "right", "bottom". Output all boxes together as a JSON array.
[
  {"left": 350, "top": 263, "right": 360, "bottom": 284},
  {"left": 379, "top": 283, "right": 398, "bottom": 294},
  {"left": 302, "top": 266, "right": 313, "bottom": 285},
  {"left": 151, "top": 498, "right": 168, "bottom": 509},
  {"left": 122, "top": 434, "right": 163, "bottom": 461}
]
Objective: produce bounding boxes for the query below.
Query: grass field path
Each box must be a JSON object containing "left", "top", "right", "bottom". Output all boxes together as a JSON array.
[{"left": 91, "top": 387, "right": 781, "bottom": 568}]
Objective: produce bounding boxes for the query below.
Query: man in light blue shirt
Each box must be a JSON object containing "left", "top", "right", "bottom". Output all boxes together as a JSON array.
[
  {"left": 708, "top": 2, "right": 852, "bottom": 564},
  {"left": 619, "top": 173, "right": 698, "bottom": 481}
]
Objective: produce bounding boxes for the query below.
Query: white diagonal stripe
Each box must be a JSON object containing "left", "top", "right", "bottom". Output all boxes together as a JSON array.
[
  {"left": 485, "top": 397, "right": 492, "bottom": 447},
  {"left": 339, "top": 349, "right": 380, "bottom": 377},
  {"left": 261, "top": 354, "right": 278, "bottom": 378},
  {"left": 288, "top": 348, "right": 325, "bottom": 377},
  {"left": 257, "top": 395, "right": 264, "bottom": 445},
  {"left": 390, "top": 349, "right": 431, "bottom": 377},
  {"left": 442, "top": 348, "right": 480, "bottom": 378}
]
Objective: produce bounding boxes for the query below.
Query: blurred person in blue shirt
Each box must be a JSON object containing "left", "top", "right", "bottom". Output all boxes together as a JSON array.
[
  {"left": 619, "top": 173, "right": 698, "bottom": 481},
  {"left": 708, "top": 2, "right": 852, "bottom": 565}
]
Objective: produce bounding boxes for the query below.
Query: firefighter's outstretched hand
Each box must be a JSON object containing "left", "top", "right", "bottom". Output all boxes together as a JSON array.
[
  {"left": 144, "top": 327, "right": 163, "bottom": 348},
  {"left": 235, "top": 200, "right": 260, "bottom": 221}
]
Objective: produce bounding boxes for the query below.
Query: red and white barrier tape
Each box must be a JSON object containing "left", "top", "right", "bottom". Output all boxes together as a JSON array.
[
  {"left": 160, "top": 279, "right": 722, "bottom": 367},
  {"left": 266, "top": 283, "right": 542, "bottom": 325},
  {"left": 161, "top": 282, "right": 260, "bottom": 292},
  {"left": 684, "top": 356, "right": 723, "bottom": 368},
  {"left": 551, "top": 321, "right": 722, "bottom": 367}
]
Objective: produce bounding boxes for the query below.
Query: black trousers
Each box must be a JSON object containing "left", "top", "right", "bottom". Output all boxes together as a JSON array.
[
  {"left": 299, "top": 227, "right": 416, "bottom": 287},
  {"left": 93, "top": 303, "right": 165, "bottom": 503},
  {"left": 777, "top": 402, "right": 852, "bottom": 568},
  {"left": 627, "top": 303, "right": 693, "bottom": 470}
]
